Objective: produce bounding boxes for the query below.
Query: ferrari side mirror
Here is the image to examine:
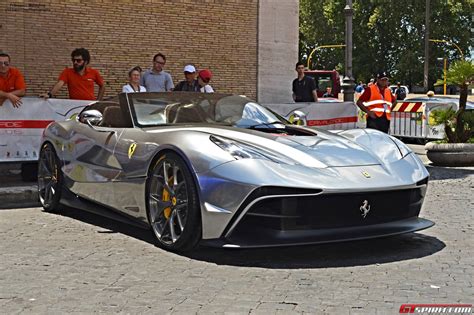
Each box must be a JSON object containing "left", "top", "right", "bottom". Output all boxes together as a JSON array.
[
  {"left": 79, "top": 109, "right": 103, "bottom": 126},
  {"left": 289, "top": 110, "right": 307, "bottom": 126}
]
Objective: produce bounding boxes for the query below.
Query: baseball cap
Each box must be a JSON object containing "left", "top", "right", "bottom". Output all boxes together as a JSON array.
[
  {"left": 376, "top": 71, "right": 390, "bottom": 79},
  {"left": 183, "top": 64, "right": 196, "bottom": 73},
  {"left": 198, "top": 69, "right": 212, "bottom": 82}
]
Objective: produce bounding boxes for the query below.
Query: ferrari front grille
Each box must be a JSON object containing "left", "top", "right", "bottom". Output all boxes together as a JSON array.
[{"left": 231, "top": 187, "right": 427, "bottom": 234}]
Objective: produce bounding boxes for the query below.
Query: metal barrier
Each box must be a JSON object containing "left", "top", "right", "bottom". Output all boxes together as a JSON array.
[
  {"left": 391, "top": 111, "right": 424, "bottom": 138},
  {"left": 0, "top": 97, "right": 91, "bottom": 163},
  {"left": 264, "top": 101, "right": 358, "bottom": 131},
  {"left": 390, "top": 101, "right": 452, "bottom": 140}
]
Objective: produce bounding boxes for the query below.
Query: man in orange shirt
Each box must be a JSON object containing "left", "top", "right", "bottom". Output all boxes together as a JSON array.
[
  {"left": 0, "top": 52, "right": 26, "bottom": 108},
  {"left": 41, "top": 48, "right": 105, "bottom": 101}
]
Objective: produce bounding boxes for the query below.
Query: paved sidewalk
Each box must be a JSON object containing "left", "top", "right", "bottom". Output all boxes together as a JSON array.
[{"left": 0, "top": 165, "right": 472, "bottom": 314}]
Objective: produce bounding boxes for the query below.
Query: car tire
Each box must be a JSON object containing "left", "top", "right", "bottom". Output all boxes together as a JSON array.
[
  {"left": 146, "top": 152, "right": 202, "bottom": 252},
  {"left": 38, "top": 143, "right": 63, "bottom": 213}
]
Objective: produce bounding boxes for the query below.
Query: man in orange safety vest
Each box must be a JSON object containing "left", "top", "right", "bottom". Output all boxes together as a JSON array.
[{"left": 356, "top": 71, "right": 396, "bottom": 133}]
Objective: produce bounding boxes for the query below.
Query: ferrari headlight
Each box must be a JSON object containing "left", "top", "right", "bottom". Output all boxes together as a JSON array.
[{"left": 210, "top": 135, "right": 296, "bottom": 165}]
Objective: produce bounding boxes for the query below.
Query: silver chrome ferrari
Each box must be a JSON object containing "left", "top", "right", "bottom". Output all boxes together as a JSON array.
[{"left": 38, "top": 92, "right": 434, "bottom": 251}]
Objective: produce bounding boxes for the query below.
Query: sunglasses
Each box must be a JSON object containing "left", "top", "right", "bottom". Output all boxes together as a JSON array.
[{"left": 0, "top": 61, "right": 10, "bottom": 66}]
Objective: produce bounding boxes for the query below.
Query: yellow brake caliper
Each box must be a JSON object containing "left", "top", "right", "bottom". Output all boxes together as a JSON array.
[{"left": 162, "top": 176, "right": 176, "bottom": 219}]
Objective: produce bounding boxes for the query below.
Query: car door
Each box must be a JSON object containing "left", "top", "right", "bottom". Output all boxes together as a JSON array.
[
  {"left": 64, "top": 101, "right": 123, "bottom": 205},
  {"left": 105, "top": 127, "right": 161, "bottom": 218}
]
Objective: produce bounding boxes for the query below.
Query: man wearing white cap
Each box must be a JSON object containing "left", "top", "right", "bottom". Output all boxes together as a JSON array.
[{"left": 173, "top": 64, "right": 199, "bottom": 92}]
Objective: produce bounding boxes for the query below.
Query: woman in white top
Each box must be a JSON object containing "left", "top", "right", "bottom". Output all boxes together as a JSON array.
[
  {"left": 122, "top": 66, "right": 146, "bottom": 93},
  {"left": 198, "top": 69, "right": 214, "bottom": 93}
]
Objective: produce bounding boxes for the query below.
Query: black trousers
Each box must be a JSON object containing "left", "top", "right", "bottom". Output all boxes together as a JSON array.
[{"left": 366, "top": 115, "right": 390, "bottom": 133}]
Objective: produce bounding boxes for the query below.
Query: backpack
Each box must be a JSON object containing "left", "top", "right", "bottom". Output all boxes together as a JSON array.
[{"left": 395, "top": 87, "right": 406, "bottom": 100}]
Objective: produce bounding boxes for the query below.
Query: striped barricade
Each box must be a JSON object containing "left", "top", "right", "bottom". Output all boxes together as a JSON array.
[
  {"left": 390, "top": 101, "right": 451, "bottom": 140},
  {"left": 390, "top": 101, "right": 425, "bottom": 139}
]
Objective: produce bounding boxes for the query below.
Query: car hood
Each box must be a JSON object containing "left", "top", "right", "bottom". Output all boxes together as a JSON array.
[{"left": 152, "top": 126, "right": 387, "bottom": 167}]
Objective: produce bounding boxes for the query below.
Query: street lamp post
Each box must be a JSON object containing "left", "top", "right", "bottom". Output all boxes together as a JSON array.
[
  {"left": 436, "top": 57, "right": 448, "bottom": 95},
  {"left": 443, "top": 58, "right": 447, "bottom": 95},
  {"left": 342, "top": 0, "right": 355, "bottom": 102},
  {"left": 430, "top": 39, "right": 464, "bottom": 96},
  {"left": 429, "top": 39, "right": 465, "bottom": 59},
  {"left": 306, "top": 44, "right": 345, "bottom": 69},
  {"left": 423, "top": 0, "right": 430, "bottom": 92}
]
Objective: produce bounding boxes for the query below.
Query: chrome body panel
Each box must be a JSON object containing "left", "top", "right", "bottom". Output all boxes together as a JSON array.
[
  {"left": 197, "top": 152, "right": 428, "bottom": 239},
  {"left": 41, "top": 92, "right": 433, "bottom": 247}
]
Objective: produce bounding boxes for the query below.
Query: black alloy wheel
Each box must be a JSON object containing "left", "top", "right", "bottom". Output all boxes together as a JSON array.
[
  {"left": 38, "top": 143, "right": 62, "bottom": 212},
  {"left": 146, "top": 152, "right": 201, "bottom": 251}
]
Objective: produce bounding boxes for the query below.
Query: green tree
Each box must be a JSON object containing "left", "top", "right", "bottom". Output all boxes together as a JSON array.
[
  {"left": 299, "top": 0, "right": 346, "bottom": 70},
  {"left": 299, "top": 0, "right": 473, "bottom": 88}
]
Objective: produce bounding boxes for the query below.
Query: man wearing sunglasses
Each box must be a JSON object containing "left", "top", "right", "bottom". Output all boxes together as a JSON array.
[
  {"left": 41, "top": 48, "right": 105, "bottom": 100},
  {"left": 0, "top": 52, "right": 26, "bottom": 108},
  {"left": 140, "top": 53, "right": 174, "bottom": 92}
]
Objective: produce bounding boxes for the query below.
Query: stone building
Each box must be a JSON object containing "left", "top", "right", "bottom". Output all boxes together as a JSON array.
[{"left": 1, "top": 0, "right": 298, "bottom": 103}]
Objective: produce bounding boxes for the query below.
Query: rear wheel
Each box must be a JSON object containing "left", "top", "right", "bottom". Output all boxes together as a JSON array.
[
  {"left": 146, "top": 152, "right": 201, "bottom": 252},
  {"left": 38, "top": 143, "right": 62, "bottom": 213}
]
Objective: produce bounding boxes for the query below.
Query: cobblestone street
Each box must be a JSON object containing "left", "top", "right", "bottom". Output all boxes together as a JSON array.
[{"left": 1, "top": 166, "right": 473, "bottom": 314}]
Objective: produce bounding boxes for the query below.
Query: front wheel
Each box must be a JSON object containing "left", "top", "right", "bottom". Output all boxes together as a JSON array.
[
  {"left": 38, "top": 143, "right": 62, "bottom": 213},
  {"left": 146, "top": 152, "right": 201, "bottom": 252}
]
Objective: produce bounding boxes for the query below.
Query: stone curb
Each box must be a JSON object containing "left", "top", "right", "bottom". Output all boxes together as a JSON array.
[
  {"left": 0, "top": 184, "right": 40, "bottom": 209},
  {"left": 425, "top": 142, "right": 474, "bottom": 152},
  {"left": 425, "top": 142, "right": 474, "bottom": 166}
]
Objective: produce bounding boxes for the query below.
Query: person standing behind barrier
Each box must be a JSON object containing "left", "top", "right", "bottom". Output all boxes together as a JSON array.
[
  {"left": 0, "top": 52, "right": 26, "bottom": 108},
  {"left": 394, "top": 82, "right": 406, "bottom": 100},
  {"left": 292, "top": 62, "right": 318, "bottom": 102},
  {"left": 122, "top": 66, "right": 146, "bottom": 93},
  {"left": 356, "top": 71, "right": 396, "bottom": 133},
  {"left": 174, "top": 65, "right": 199, "bottom": 92},
  {"left": 322, "top": 86, "right": 335, "bottom": 98},
  {"left": 140, "top": 53, "right": 174, "bottom": 92},
  {"left": 198, "top": 69, "right": 214, "bottom": 93},
  {"left": 40, "top": 48, "right": 105, "bottom": 100},
  {"left": 355, "top": 81, "right": 364, "bottom": 93}
]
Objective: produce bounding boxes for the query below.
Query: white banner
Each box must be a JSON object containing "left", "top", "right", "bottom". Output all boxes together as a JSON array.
[
  {"left": 264, "top": 101, "right": 359, "bottom": 130},
  {"left": 0, "top": 97, "right": 92, "bottom": 162}
]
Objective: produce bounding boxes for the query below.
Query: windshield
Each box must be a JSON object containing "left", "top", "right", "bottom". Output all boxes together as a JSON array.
[{"left": 127, "top": 92, "right": 286, "bottom": 128}]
